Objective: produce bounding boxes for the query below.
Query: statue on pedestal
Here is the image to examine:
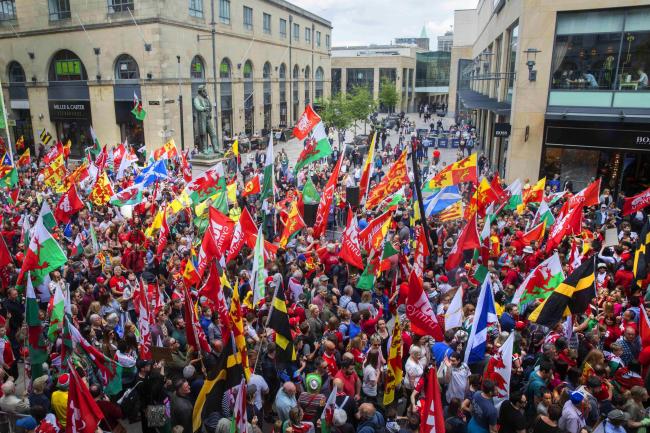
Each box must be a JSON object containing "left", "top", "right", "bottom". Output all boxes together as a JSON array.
[{"left": 193, "top": 85, "right": 220, "bottom": 155}]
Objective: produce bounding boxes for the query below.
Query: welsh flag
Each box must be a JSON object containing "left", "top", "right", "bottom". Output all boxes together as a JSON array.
[
  {"left": 16, "top": 217, "right": 67, "bottom": 285},
  {"left": 89, "top": 126, "right": 101, "bottom": 157},
  {"left": 70, "top": 323, "right": 123, "bottom": 395},
  {"left": 131, "top": 91, "right": 147, "bottom": 121},
  {"left": 321, "top": 387, "right": 338, "bottom": 433},
  {"left": 294, "top": 121, "right": 333, "bottom": 173},
  {"left": 260, "top": 136, "right": 274, "bottom": 201},
  {"left": 70, "top": 233, "right": 85, "bottom": 257},
  {"left": 26, "top": 275, "right": 48, "bottom": 379},
  {"left": 533, "top": 200, "right": 555, "bottom": 227},
  {"left": 483, "top": 331, "right": 514, "bottom": 403},
  {"left": 512, "top": 252, "right": 565, "bottom": 306},
  {"left": 110, "top": 185, "right": 144, "bottom": 207},
  {"left": 47, "top": 284, "right": 65, "bottom": 342},
  {"left": 504, "top": 178, "right": 523, "bottom": 211}
]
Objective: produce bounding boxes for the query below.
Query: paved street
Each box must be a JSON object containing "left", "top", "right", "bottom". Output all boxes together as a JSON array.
[{"left": 193, "top": 113, "right": 459, "bottom": 177}]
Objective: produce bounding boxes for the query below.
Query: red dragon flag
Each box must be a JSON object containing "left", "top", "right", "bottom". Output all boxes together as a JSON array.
[
  {"left": 339, "top": 210, "right": 364, "bottom": 270},
  {"left": 623, "top": 186, "right": 650, "bottom": 216},
  {"left": 66, "top": 364, "right": 105, "bottom": 433},
  {"left": 313, "top": 147, "right": 346, "bottom": 238},
  {"left": 406, "top": 271, "right": 443, "bottom": 341},
  {"left": 421, "top": 367, "right": 445, "bottom": 433},
  {"left": 54, "top": 184, "right": 84, "bottom": 224},
  {"left": 483, "top": 331, "right": 514, "bottom": 403},
  {"left": 293, "top": 104, "right": 321, "bottom": 140},
  {"left": 365, "top": 150, "right": 410, "bottom": 209}
]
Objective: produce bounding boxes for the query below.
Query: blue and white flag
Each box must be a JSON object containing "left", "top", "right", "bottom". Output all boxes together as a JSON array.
[
  {"left": 464, "top": 276, "right": 498, "bottom": 364},
  {"left": 134, "top": 159, "right": 168, "bottom": 186},
  {"left": 423, "top": 185, "right": 462, "bottom": 216}
]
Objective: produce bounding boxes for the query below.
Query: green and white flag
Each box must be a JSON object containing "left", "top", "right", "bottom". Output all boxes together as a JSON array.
[
  {"left": 26, "top": 274, "right": 48, "bottom": 379},
  {"left": 89, "top": 126, "right": 101, "bottom": 157},
  {"left": 512, "top": 252, "right": 565, "bottom": 307},
  {"left": 89, "top": 224, "right": 99, "bottom": 253},
  {"left": 261, "top": 135, "right": 274, "bottom": 201},
  {"left": 480, "top": 204, "right": 496, "bottom": 241},
  {"left": 38, "top": 200, "right": 57, "bottom": 232},
  {"left": 70, "top": 233, "right": 85, "bottom": 257},
  {"left": 504, "top": 178, "right": 523, "bottom": 211},
  {"left": 48, "top": 283, "right": 65, "bottom": 341},
  {"left": 302, "top": 177, "right": 321, "bottom": 205},
  {"left": 534, "top": 200, "right": 555, "bottom": 228},
  {"left": 294, "top": 121, "right": 333, "bottom": 173},
  {"left": 17, "top": 217, "right": 67, "bottom": 286},
  {"left": 110, "top": 185, "right": 144, "bottom": 207},
  {"left": 250, "top": 227, "right": 266, "bottom": 306}
]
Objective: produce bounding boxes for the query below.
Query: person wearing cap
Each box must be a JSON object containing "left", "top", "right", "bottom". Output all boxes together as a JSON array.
[
  {"left": 28, "top": 376, "right": 50, "bottom": 413},
  {"left": 603, "top": 409, "right": 628, "bottom": 433},
  {"left": 170, "top": 378, "right": 193, "bottom": 433},
  {"left": 50, "top": 373, "right": 69, "bottom": 428},
  {"left": 559, "top": 391, "right": 587, "bottom": 433}
]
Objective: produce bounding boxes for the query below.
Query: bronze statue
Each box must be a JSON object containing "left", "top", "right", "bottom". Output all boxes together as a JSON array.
[{"left": 193, "top": 85, "right": 220, "bottom": 155}]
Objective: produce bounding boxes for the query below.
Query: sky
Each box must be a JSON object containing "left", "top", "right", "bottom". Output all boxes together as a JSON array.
[{"left": 291, "top": 0, "right": 478, "bottom": 46}]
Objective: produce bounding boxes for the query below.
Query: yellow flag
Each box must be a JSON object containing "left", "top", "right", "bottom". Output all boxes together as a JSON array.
[
  {"left": 383, "top": 315, "right": 403, "bottom": 406},
  {"left": 89, "top": 172, "right": 114, "bottom": 206},
  {"left": 232, "top": 139, "right": 239, "bottom": 157},
  {"left": 145, "top": 209, "right": 164, "bottom": 238},
  {"left": 169, "top": 190, "right": 192, "bottom": 214},
  {"left": 227, "top": 181, "right": 237, "bottom": 204}
]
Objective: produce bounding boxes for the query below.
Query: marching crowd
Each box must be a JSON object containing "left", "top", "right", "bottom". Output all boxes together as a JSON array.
[{"left": 0, "top": 113, "right": 649, "bottom": 433}]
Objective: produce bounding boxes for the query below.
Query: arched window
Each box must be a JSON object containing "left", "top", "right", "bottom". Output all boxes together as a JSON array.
[
  {"left": 292, "top": 65, "right": 300, "bottom": 122},
  {"left": 304, "top": 65, "right": 311, "bottom": 104},
  {"left": 315, "top": 67, "right": 324, "bottom": 102},
  {"left": 49, "top": 50, "right": 87, "bottom": 81},
  {"left": 263, "top": 62, "right": 272, "bottom": 131},
  {"left": 191, "top": 55, "right": 205, "bottom": 81},
  {"left": 114, "top": 54, "right": 139, "bottom": 80},
  {"left": 243, "top": 60, "right": 254, "bottom": 135},
  {"left": 219, "top": 58, "right": 233, "bottom": 138},
  {"left": 279, "top": 63, "right": 287, "bottom": 127},
  {"left": 293, "top": 65, "right": 299, "bottom": 80},
  {"left": 7, "top": 61, "right": 25, "bottom": 83}
]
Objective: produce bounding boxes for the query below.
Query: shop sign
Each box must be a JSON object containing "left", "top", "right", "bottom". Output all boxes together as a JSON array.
[
  {"left": 546, "top": 125, "right": 650, "bottom": 151},
  {"left": 636, "top": 135, "right": 650, "bottom": 145},
  {"left": 48, "top": 101, "right": 91, "bottom": 121},
  {"left": 494, "top": 122, "right": 511, "bottom": 138},
  {"left": 437, "top": 137, "right": 448, "bottom": 148}
]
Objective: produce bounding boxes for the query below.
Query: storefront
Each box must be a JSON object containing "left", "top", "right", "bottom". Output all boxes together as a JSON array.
[
  {"left": 6, "top": 61, "right": 33, "bottom": 150},
  {"left": 114, "top": 54, "right": 144, "bottom": 149},
  {"left": 541, "top": 120, "right": 650, "bottom": 195}
]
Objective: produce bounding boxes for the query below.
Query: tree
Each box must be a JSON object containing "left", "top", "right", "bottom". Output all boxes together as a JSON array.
[
  {"left": 320, "top": 93, "right": 353, "bottom": 150},
  {"left": 347, "top": 86, "right": 376, "bottom": 134},
  {"left": 378, "top": 78, "right": 399, "bottom": 114}
]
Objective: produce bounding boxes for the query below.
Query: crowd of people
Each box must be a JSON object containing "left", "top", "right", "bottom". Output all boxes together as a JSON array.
[{"left": 0, "top": 112, "right": 649, "bottom": 433}]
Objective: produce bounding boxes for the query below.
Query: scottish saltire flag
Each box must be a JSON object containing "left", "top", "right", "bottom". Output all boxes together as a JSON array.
[
  {"left": 423, "top": 185, "right": 462, "bottom": 216},
  {"left": 464, "top": 276, "right": 498, "bottom": 364},
  {"left": 134, "top": 159, "right": 168, "bottom": 186}
]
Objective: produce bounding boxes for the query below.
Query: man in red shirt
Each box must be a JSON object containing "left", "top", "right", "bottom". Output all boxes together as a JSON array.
[{"left": 334, "top": 358, "right": 360, "bottom": 401}]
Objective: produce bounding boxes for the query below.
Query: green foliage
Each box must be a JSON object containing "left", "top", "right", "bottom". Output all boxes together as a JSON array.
[
  {"left": 347, "top": 85, "right": 376, "bottom": 125},
  {"left": 378, "top": 78, "right": 399, "bottom": 114},
  {"left": 320, "top": 92, "right": 352, "bottom": 131}
]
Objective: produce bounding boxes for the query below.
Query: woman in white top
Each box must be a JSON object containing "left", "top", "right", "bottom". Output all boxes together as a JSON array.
[
  {"left": 361, "top": 350, "right": 380, "bottom": 403},
  {"left": 403, "top": 345, "right": 425, "bottom": 391}
]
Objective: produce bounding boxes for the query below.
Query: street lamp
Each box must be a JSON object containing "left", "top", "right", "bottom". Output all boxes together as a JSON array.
[{"left": 524, "top": 48, "right": 541, "bottom": 81}]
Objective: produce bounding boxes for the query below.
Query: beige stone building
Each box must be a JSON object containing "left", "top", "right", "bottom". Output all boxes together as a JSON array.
[
  {"left": 331, "top": 45, "right": 417, "bottom": 113},
  {"left": 448, "top": 0, "right": 650, "bottom": 195},
  {"left": 0, "top": 0, "right": 331, "bottom": 157}
]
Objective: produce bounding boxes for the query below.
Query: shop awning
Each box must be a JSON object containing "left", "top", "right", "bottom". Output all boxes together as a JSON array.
[{"left": 458, "top": 89, "right": 511, "bottom": 116}]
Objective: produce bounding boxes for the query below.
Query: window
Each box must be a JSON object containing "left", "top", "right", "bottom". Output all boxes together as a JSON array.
[
  {"left": 262, "top": 12, "right": 271, "bottom": 34},
  {"left": 218, "top": 0, "right": 229, "bottom": 23},
  {"left": 220, "top": 59, "right": 233, "bottom": 138},
  {"left": 506, "top": 24, "right": 518, "bottom": 102},
  {"left": 191, "top": 55, "right": 205, "bottom": 81},
  {"left": 263, "top": 62, "right": 272, "bottom": 130},
  {"left": 304, "top": 65, "right": 310, "bottom": 103},
  {"left": 49, "top": 50, "right": 86, "bottom": 81},
  {"left": 293, "top": 23, "right": 299, "bottom": 41},
  {"left": 305, "top": 27, "right": 311, "bottom": 44},
  {"left": 293, "top": 65, "right": 299, "bottom": 122},
  {"left": 326, "top": 34, "right": 330, "bottom": 48},
  {"left": 346, "top": 68, "right": 374, "bottom": 95},
  {"left": 280, "top": 18, "right": 287, "bottom": 38},
  {"left": 189, "top": 0, "right": 203, "bottom": 17},
  {"left": 316, "top": 31, "right": 321, "bottom": 47},
  {"left": 0, "top": 0, "right": 16, "bottom": 21},
  {"left": 331, "top": 68, "right": 341, "bottom": 95},
  {"left": 315, "top": 67, "right": 324, "bottom": 101},
  {"left": 8, "top": 62, "right": 25, "bottom": 83},
  {"left": 243, "top": 6, "right": 253, "bottom": 30},
  {"left": 243, "top": 60, "right": 254, "bottom": 135},
  {"left": 49, "top": 0, "right": 71, "bottom": 21},
  {"left": 115, "top": 54, "right": 139, "bottom": 80},
  {"left": 108, "top": 0, "right": 133, "bottom": 13}
]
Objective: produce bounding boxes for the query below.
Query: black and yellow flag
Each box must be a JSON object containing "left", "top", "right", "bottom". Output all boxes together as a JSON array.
[
  {"left": 268, "top": 284, "right": 296, "bottom": 363},
  {"left": 529, "top": 258, "right": 596, "bottom": 327},
  {"left": 191, "top": 331, "right": 246, "bottom": 432},
  {"left": 633, "top": 220, "right": 650, "bottom": 285}
]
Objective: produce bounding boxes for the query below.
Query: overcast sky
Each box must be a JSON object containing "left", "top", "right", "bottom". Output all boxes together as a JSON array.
[{"left": 292, "top": 0, "right": 478, "bottom": 46}]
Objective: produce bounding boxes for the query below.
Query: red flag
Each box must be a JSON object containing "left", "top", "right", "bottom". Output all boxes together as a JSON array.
[
  {"left": 413, "top": 225, "right": 430, "bottom": 279},
  {"left": 66, "top": 365, "right": 105, "bottom": 433},
  {"left": 95, "top": 146, "right": 109, "bottom": 173},
  {"left": 339, "top": 210, "right": 364, "bottom": 269},
  {"left": 568, "top": 178, "right": 601, "bottom": 209},
  {"left": 242, "top": 175, "right": 261, "bottom": 197},
  {"left": 43, "top": 142, "right": 63, "bottom": 165},
  {"left": 313, "top": 152, "right": 345, "bottom": 238},
  {"left": 197, "top": 227, "right": 219, "bottom": 279},
  {"left": 181, "top": 150, "right": 192, "bottom": 183},
  {"left": 406, "top": 271, "right": 443, "bottom": 341},
  {"left": 623, "top": 186, "right": 650, "bottom": 216},
  {"left": 293, "top": 104, "right": 320, "bottom": 140},
  {"left": 234, "top": 379, "right": 248, "bottom": 433},
  {"left": 0, "top": 236, "right": 13, "bottom": 267},
  {"left": 490, "top": 172, "right": 506, "bottom": 203},
  {"left": 522, "top": 221, "right": 546, "bottom": 246},
  {"left": 365, "top": 150, "right": 410, "bottom": 209},
  {"left": 54, "top": 184, "right": 84, "bottom": 224},
  {"left": 445, "top": 215, "right": 481, "bottom": 271},
  {"left": 156, "top": 210, "right": 170, "bottom": 258},
  {"left": 240, "top": 207, "right": 259, "bottom": 248},
  {"left": 134, "top": 279, "right": 152, "bottom": 360},
  {"left": 113, "top": 142, "right": 126, "bottom": 169},
  {"left": 359, "top": 206, "right": 395, "bottom": 252},
  {"left": 208, "top": 207, "right": 235, "bottom": 257},
  {"left": 568, "top": 240, "right": 582, "bottom": 274},
  {"left": 182, "top": 285, "right": 211, "bottom": 352},
  {"left": 546, "top": 202, "right": 583, "bottom": 253},
  {"left": 640, "top": 305, "right": 650, "bottom": 347},
  {"left": 421, "top": 367, "right": 445, "bottom": 433},
  {"left": 199, "top": 262, "right": 232, "bottom": 338}
]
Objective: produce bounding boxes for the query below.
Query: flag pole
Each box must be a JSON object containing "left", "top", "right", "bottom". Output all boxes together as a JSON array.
[
  {"left": 410, "top": 137, "right": 433, "bottom": 256},
  {"left": 0, "top": 75, "right": 14, "bottom": 159}
]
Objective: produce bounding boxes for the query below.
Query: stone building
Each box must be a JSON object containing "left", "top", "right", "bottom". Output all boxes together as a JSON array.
[{"left": 0, "top": 0, "right": 331, "bottom": 156}]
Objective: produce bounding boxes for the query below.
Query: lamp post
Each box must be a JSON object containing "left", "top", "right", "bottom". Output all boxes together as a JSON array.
[
  {"left": 177, "top": 55, "right": 185, "bottom": 151},
  {"left": 524, "top": 48, "right": 541, "bottom": 81},
  {"left": 210, "top": 0, "right": 221, "bottom": 145}
]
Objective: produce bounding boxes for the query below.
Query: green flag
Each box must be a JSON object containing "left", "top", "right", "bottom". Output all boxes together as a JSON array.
[
  {"left": 294, "top": 121, "right": 333, "bottom": 173},
  {"left": 26, "top": 275, "right": 48, "bottom": 379},
  {"left": 261, "top": 136, "right": 274, "bottom": 201},
  {"left": 250, "top": 227, "right": 266, "bottom": 305},
  {"left": 302, "top": 177, "right": 321, "bottom": 204},
  {"left": 38, "top": 200, "right": 57, "bottom": 232}
]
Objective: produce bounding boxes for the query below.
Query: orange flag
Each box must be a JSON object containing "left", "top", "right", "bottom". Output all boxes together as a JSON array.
[
  {"left": 89, "top": 172, "right": 115, "bottom": 206},
  {"left": 365, "top": 150, "right": 409, "bottom": 209},
  {"left": 279, "top": 200, "right": 305, "bottom": 247}
]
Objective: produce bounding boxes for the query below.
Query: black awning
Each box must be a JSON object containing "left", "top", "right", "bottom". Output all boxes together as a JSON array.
[
  {"left": 114, "top": 82, "right": 141, "bottom": 102},
  {"left": 458, "top": 89, "right": 511, "bottom": 115}
]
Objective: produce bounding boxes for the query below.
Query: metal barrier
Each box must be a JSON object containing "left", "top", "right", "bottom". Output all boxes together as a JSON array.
[{"left": 0, "top": 410, "right": 32, "bottom": 433}]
